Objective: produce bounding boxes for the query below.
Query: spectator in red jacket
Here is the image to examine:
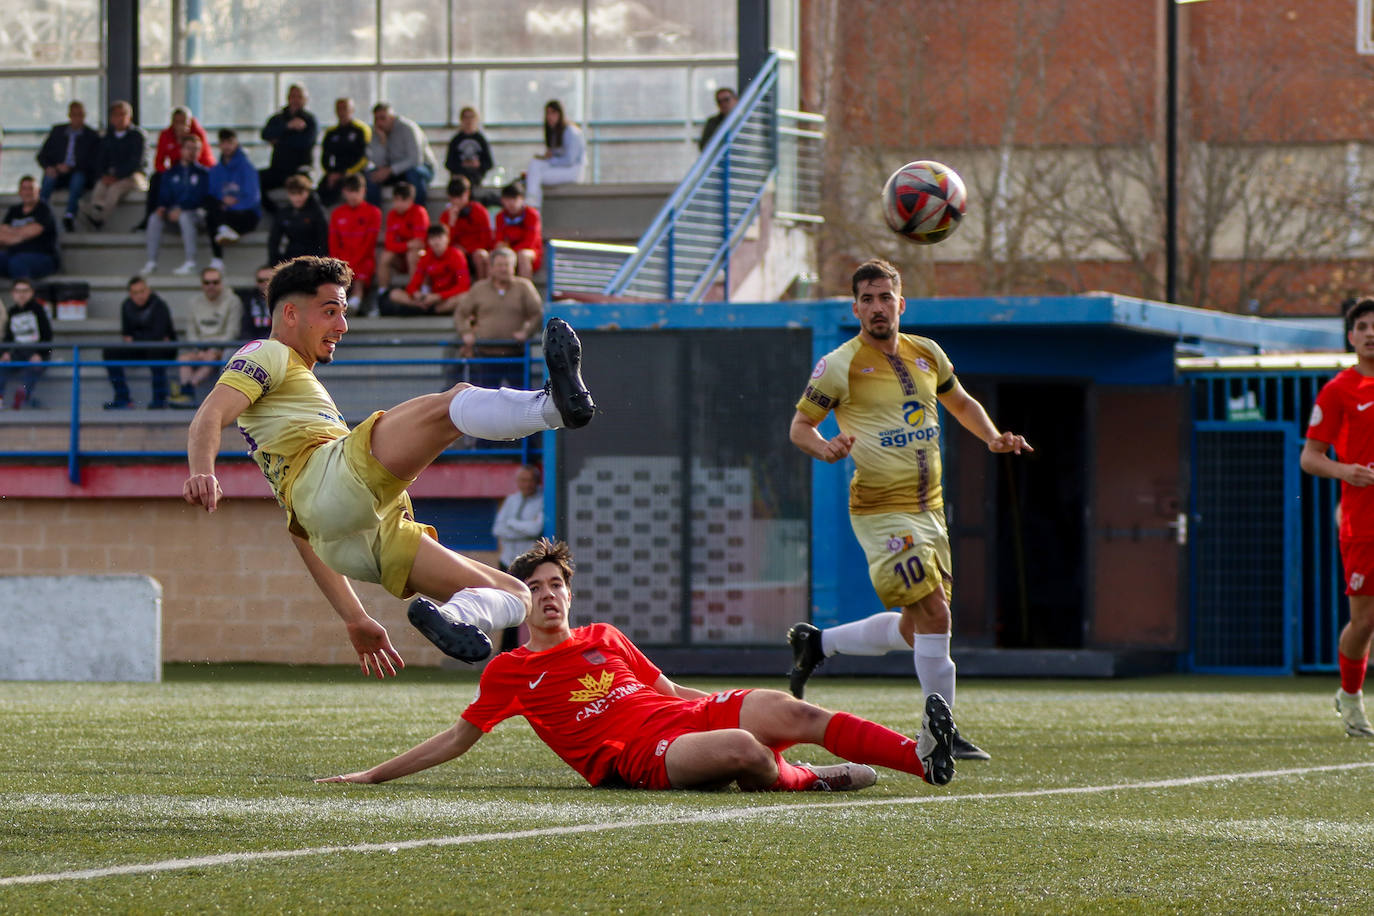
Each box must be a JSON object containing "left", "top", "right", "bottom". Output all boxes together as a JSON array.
[
  {"left": 439, "top": 176, "right": 494, "bottom": 280},
  {"left": 493, "top": 181, "right": 542, "bottom": 279},
  {"left": 137, "top": 107, "right": 215, "bottom": 231},
  {"left": 328, "top": 173, "right": 383, "bottom": 311},
  {"left": 386, "top": 223, "right": 470, "bottom": 316},
  {"left": 378, "top": 181, "right": 429, "bottom": 291}
]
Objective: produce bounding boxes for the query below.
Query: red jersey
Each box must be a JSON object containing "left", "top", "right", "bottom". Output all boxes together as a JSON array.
[
  {"left": 494, "top": 204, "right": 543, "bottom": 271},
  {"left": 406, "top": 245, "right": 471, "bottom": 299},
  {"left": 1308, "top": 366, "right": 1374, "bottom": 538},
  {"left": 383, "top": 203, "right": 430, "bottom": 254},
  {"left": 154, "top": 121, "right": 216, "bottom": 172},
  {"left": 440, "top": 202, "right": 495, "bottom": 255},
  {"left": 462, "top": 623, "right": 686, "bottom": 786},
  {"left": 329, "top": 201, "right": 382, "bottom": 272}
]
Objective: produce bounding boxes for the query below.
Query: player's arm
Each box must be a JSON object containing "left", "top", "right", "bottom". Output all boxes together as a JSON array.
[
  {"left": 789, "top": 409, "right": 855, "bottom": 463},
  {"left": 1300, "top": 438, "right": 1374, "bottom": 486},
  {"left": 315, "top": 719, "right": 484, "bottom": 784},
  {"left": 183, "top": 384, "right": 252, "bottom": 512},
  {"left": 937, "top": 379, "right": 1033, "bottom": 455},
  {"left": 291, "top": 533, "right": 405, "bottom": 679},
  {"left": 651, "top": 673, "right": 709, "bottom": 701}
]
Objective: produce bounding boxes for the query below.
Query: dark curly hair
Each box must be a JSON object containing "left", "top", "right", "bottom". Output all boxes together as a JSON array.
[
  {"left": 267, "top": 256, "right": 354, "bottom": 313},
  {"left": 509, "top": 538, "right": 575, "bottom": 585}
]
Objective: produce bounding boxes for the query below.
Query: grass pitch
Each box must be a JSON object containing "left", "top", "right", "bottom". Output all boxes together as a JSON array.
[{"left": 3, "top": 666, "right": 1373, "bottom": 914}]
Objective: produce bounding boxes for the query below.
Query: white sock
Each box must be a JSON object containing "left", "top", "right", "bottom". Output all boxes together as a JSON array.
[
  {"left": 448, "top": 386, "right": 561, "bottom": 440},
  {"left": 913, "top": 633, "right": 956, "bottom": 710},
  {"left": 441, "top": 587, "right": 527, "bottom": 633},
  {"left": 821, "top": 612, "right": 907, "bottom": 657}
]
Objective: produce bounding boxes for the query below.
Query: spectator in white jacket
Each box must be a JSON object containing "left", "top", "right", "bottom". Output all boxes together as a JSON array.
[{"left": 523, "top": 100, "right": 585, "bottom": 208}]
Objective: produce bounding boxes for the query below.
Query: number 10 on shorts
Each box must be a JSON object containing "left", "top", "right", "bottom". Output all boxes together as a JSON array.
[{"left": 893, "top": 556, "right": 926, "bottom": 589}]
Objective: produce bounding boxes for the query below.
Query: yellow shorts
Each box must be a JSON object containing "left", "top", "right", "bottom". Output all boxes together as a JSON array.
[
  {"left": 850, "top": 509, "right": 953, "bottom": 609},
  {"left": 290, "top": 410, "right": 437, "bottom": 598}
]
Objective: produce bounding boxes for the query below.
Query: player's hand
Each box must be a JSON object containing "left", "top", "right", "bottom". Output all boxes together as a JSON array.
[
  {"left": 819, "top": 433, "right": 856, "bottom": 463},
  {"left": 314, "top": 771, "right": 374, "bottom": 784},
  {"left": 346, "top": 616, "right": 405, "bottom": 679},
  {"left": 988, "top": 432, "right": 1033, "bottom": 455},
  {"left": 1343, "top": 464, "right": 1374, "bottom": 488},
  {"left": 182, "top": 473, "right": 223, "bottom": 512}
]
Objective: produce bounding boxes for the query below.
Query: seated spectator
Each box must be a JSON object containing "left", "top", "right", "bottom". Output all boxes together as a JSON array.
[
  {"left": 103, "top": 275, "right": 176, "bottom": 410},
  {"left": 238, "top": 264, "right": 274, "bottom": 342},
  {"left": 142, "top": 135, "right": 211, "bottom": 276},
  {"left": 259, "top": 84, "right": 319, "bottom": 214},
  {"left": 137, "top": 107, "right": 214, "bottom": 231},
  {"left": 87, "top": 100, "right": 147, "bottom": 230},
  {"left": 320, "top": 97, "right": 371, "bottom": 209},
  {"left": 439, "top": 176, "right": 494, "bottom": 280},
  {"left": 523, "top": 99, "right": 585, "bottom": 208},
  {"left": 493, "top": 181, "right": 543, "bottom": 279},
  {"left": 268, "top": 174, "right": 329, "bottom": 265},
  {"left": 170, "top": 265, "right": 241, "bottom": 407},
  {"left": 453, "top": 244, "right": 542, "bottom": 389},
  {"left": 386, "top": 223, "right": 469, "bottom": 316},
  {"left": 328, "top": 173, "right": 382, "bottom": 311},
  {"left": 0, "top": 175, "right": 60, "bottom": 280},
  {"left": 445, "top": 106, "right": 494, "bottom": 194},
  {"left": 205, "top": 128, "right": 262, "bottom": 270},
  {"left": 0, "top": 278, "right": 54, "bottom": 410},
  {"left": 36, "top": 100, "right": 101, "bottom": 232},
  {"left": 378, "top": 181, "right": 429, "bottom": 290},
  {"left": 366, "top": 102, "right": 437, "bottom": 208},
  {"left": 698, "top": 87, "right": 737, "bottom": 151}
]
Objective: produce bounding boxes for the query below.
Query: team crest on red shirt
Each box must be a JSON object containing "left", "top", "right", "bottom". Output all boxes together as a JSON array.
[
  {"left": 581, "top": 649, "right": 606, "bottom": 665},
  {"left": 569, "top": 670, "right": 614, "bottom": 702}
]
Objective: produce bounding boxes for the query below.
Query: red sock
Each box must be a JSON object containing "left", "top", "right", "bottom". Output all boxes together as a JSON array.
[
  {"left": 769, "top": 751, "right": 819, "bottom": 791},
  {"left": 1339, "top": 652, "right": 1369, "bottom": 695},
  {"left": 823, "top": 711, "right": 924, "bottom": 779}
]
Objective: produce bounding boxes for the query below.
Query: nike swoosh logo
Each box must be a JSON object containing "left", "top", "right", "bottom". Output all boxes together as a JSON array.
[
  {"left": 528, "top": 672, "right": 547, "bottom": 690},
  {"left": 1359, "top": 402, "right": 1374, "bottom": 412}
]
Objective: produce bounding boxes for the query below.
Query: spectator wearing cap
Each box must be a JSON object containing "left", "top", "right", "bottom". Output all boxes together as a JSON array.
[{"left": 205, "top": 128, "right": 262, "bottom": 270}]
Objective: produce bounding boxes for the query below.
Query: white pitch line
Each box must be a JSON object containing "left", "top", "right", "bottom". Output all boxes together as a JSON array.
[{"left": 4, "top": 760, "right": 1373, "bottom": 888}]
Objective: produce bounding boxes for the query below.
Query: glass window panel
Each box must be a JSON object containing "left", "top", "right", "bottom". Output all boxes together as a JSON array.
[
  {"left": 770, "top": 0, "right": 797, "bottom": 54},
  {"left": 181, "top": 0, "right": 374, "bottom": 65},
  {"left": 0, "top": 0, "right": 101, "bottom": 68},
  {"left": 382, "top": 0, "right": 447, "bottom": 62},
  {"left": 379, "top": 71, "right": 450, "bottom": 127},
  {"left": 453, "top": 0, "right": 582, "bottom": 61},
  {"left": 450, "top": 71, "right": 480, "bottom": 124},
  {"left": 139, "top": 75, "right": 172, "bottom": 129},
  {"left": 588, "top": 0, "right": 734, "bottom": 59},
  {"left": 279, "top": 72, "right": 377, "bottom": 123},
  {"left": 189, "top": 72, "right": 276, "bottom": 129},
  {"left": 139, "top": 0, "right": 173, "bottom": 67},
  {"left": 692, "top": 65, "right": 737, "bottom": 118},
  {"left": 592, "top": 141, "right": 696, "bottom": 183},
  {"left": 484, "top": 70, "right": 582, "bottom": 125},
  {"left": 589, "top": 67, "right": 686, "bottom": 122},
  {"left": 0, "top": 75, "right": 84, "bottom": 130}
]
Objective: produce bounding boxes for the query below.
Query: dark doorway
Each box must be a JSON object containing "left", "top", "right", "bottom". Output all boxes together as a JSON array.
[{"left": 994, "top": 381, "right": 1088, "bottom": 648}]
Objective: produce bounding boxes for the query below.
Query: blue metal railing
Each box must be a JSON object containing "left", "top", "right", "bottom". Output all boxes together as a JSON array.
[
  {"left": 0, "top": 339, "right": 540, "bottom": 484},
  {"left": 546, "top": 53, "right": 781, "bottom": 303}
]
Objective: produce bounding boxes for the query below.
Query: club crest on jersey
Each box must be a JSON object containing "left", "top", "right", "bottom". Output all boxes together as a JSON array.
[
  {"left": 581, "top": 649, "right": 606, "bottom": 665},
  {"left": 915, "top": 357, "right": 931, "bottom": 373},
  {"left": 811, "top": 358, "right": 827, "bottom": 379},
  {"left": 886, "top": 533, "right": 915, "bottom": 553},
  {"left": 569, "top": 670, "right": 614, "bottom": 702}
]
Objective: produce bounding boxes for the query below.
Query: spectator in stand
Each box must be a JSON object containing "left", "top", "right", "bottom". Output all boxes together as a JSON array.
[
  {"left": 378, "top": 180, "right": 429, "bottom": 291},
  {"left": 0, "top": 175, "right": 60, "bottom": 280},
  {"left": 453, "top": 244, "right": 542, "bottom": 389},
  {"left": 328, "top": 173, "right": 383, "bottom": 312},
  {"left": 366, "top": 102, "right": 437, "bottom": 208},
  {"left": 137, "top": 107, "right": 214, "bottom": 231},
  {"left": 238, "top": 264, "right": 274, "bottom": 342},
  {"left": 87, "top": 100, "right": 147, "bottom": 230},
  {"left": 488, "top": 462, "right": 544, "bottom": 651},
  {"left": 320, "top": 97, "right": 371, "bottom": 208},
  {"left": 268, "top": 174, "right": 329, "bottom": 265},
  {"left": 205, "top": 128, "right": 262, "bottom": 270},
  {"left": 0, "top": 278, "right": 54, "bottom": 410},
  {"left": 698, "top": 87, "right": 737, "bottom": 151},
  {"left": 445, "top": 106, "right": 494, "bottom": 195},
  {"left": 142, "top": 135, "right": 211, "bottom": 277},
  {"left": 387, "top": 223, "right": 470, "bottom": 316},
  {"left": 259, "top": 84, "right": 319, "bottom": 215},
  {"left": 103, "top": 275, "right": 176, "bottom": 410},
  {"left": 494, "top": 181, "right": 543, "bottom": 279},
  {"left": 36, "top": 100, "right": 101, "bottom": 232},
  {"left": 170, "top": 265, "right": 241, "bottom": 407},
  {"left": 523, "top": 99, "right": 585, "bottom": 209},
  {"left": 440, "top": 175, "right": 494, "bottom": 280}
]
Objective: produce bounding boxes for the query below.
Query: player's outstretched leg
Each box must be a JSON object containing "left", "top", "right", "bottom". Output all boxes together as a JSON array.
[
  {"left": 541, "top": 317, "right": 595, "bottom": 428},
  {"left": 787, "top": 622, "right": 825, "bottom": 699},
  {"left": 1335, "top": 689, "right": 1374, "bottom": 737},
  {"left": 408, "top": 597, "right": 493, "bottom": 663},
  {"left": 917, "top": 693, "right": 956, "bottom": 786}
]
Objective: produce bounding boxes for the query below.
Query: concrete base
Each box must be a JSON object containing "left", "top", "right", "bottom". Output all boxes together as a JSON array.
[{"left": 1, "top": 575, "right": 162, "bottom": 682}]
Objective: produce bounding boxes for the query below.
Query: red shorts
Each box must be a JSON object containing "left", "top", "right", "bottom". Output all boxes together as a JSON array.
[
  {"left": 1341, "top": 538, "right": 1374, "bottom": 595},
  {"left": 608, "top": 689, "right": 752, "bottom": 790}
]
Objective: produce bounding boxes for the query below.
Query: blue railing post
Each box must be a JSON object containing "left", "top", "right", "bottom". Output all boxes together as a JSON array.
[
  {"left": 721, "top": 150, "right": 732, "bottom": 302},
  {"left": 68, "top": 345, "right": 82, "bottom": 484},
  {"left": 666, "top": 220, "right": 676, "bottom": 301}
]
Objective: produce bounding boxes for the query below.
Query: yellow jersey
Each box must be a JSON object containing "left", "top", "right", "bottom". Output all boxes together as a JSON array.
[
  {"left": 215, "top": 338, "right": 349, "bottom": 512},
  {"left": 795, "top": 333, "right": 955, "bottom": 515}
]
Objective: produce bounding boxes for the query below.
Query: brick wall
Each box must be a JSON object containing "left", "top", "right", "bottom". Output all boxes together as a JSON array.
[{"left": 0, "top": 496, "right": 497, "bottom": 667}]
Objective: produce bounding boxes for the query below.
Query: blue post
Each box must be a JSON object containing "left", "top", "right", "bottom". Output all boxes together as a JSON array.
[
  {"left": 721, "top": 151, "right": 731, "bottom": 302},
  {"left": 665, "top": 218, "right": 676, "bottom": 301},
  {"left": 68, "top": 346, "right": 82, "bottom": 484}
]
